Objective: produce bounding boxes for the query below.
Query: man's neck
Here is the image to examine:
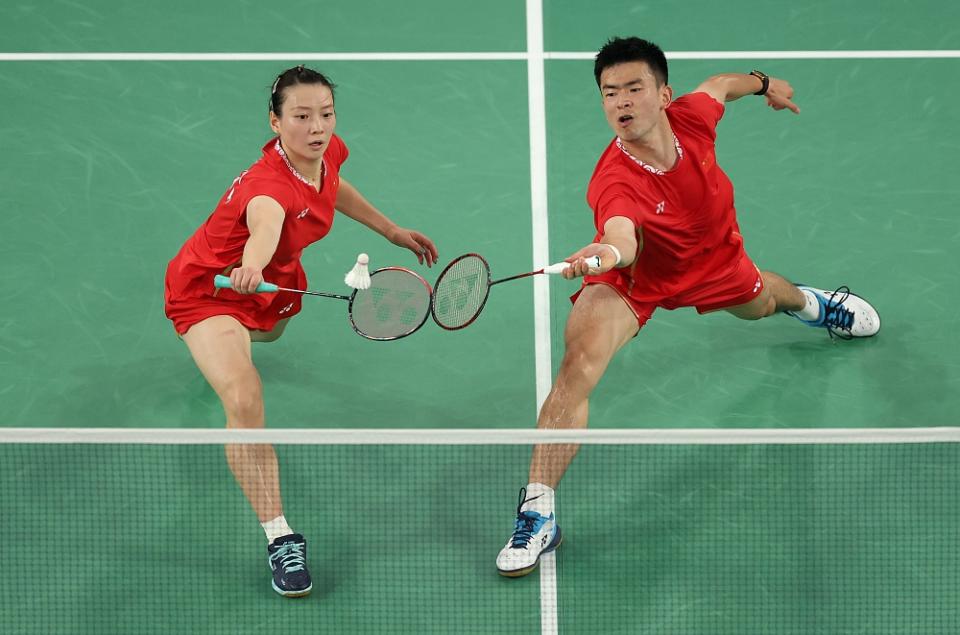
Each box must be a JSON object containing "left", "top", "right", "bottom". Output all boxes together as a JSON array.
[{"left": 619, "top": 119, "right": 678, "bottom": 173}]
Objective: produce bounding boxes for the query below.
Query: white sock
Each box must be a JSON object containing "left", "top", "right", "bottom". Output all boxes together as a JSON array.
[
  {"left": 795, "top": 289, "right": 822, "bottom": 321},
  {"left": 521, "top": 482, "right": 555, "bottom": 517},
  {"left": 261, "top": 515, "right": 294, "bottom": 543}
]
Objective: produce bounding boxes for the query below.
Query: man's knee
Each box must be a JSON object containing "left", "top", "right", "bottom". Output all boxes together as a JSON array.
[
  {"left": 556, "top": 336, "right": 610, "bottom": 391},
  {"left": 727, "top": 288, "right": 778, "bottom": 320}
]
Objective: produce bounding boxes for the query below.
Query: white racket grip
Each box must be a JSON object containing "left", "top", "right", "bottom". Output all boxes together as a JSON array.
[{"left": 543, "top": 255, "right": 602, "bottom": 274}]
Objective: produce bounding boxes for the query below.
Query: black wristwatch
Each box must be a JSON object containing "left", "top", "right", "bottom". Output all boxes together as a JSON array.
[{"left": 750, "top": 69, "right": 769, "bottom": 95}]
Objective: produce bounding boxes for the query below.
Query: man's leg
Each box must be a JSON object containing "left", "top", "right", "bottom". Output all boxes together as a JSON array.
[
  {"left": 726, "top": 271, "right": 880, "bottom": 337},
  {"left": 182, "top": 315, "right": 311, "bottom": 597},
  {"left": 497, "top": 284, "right": 640, "bottom": 577},
  {"left": 530, "top": 284, "right": 641, "bottom": 486},
  {"left": 725, "top": 271, "right": 804, "bottom": 320}
]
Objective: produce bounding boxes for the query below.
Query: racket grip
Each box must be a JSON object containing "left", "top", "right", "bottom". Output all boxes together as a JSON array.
[
  {"left": 543, "top": 255, "right": 602, "bottom": 274},
  {"left": 213, "top": 275, "right": 279, "bottom": 293}
]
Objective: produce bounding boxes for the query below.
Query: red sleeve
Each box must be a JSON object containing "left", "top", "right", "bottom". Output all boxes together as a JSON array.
[
  {"left": 669, "top": 92, "right": 725, "bottom": 142},
  {"left": 195, "top": 173, "right": 295, "bottom": 255},
  {"left": 593, "top": 181, "right": 654, "bottom": 231},
  {"left": 233, "top": 176, "right": 296, "bottom": 218},
  {"left": 327, "top": 134, "right": 349, "bottom": 169}
]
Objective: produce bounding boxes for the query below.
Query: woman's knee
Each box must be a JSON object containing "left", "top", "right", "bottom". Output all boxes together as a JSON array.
[
  {"left": 220, "top": 375, "right": 264, "bottom": 427},
  {"left": 250, "top": 318, "right": 289, "bottom": 343}
]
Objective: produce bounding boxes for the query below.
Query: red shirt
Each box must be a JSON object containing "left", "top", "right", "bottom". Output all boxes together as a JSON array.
[
  {"left": 164, "top": 135, "right": 347, "bottom": 330},
  {"left": 585, "top": 92, "right": 743, "bottom": 302}
]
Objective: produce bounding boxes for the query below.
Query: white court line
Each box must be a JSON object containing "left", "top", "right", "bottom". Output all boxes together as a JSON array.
[
  {"left": 0, "top": 52, "right": 527, "bottom": 61},
  {"left": 523, "top": 2, "right": 559, "bottom": 634},
  {"left": 1, "top": 50, "right": 958, "bottom": 62},
  {"left": 525, "top": 5, "right": 552, "bottom": 415},
  {"left": 549, "top": 50, "right": 960, "bottom": 60}
]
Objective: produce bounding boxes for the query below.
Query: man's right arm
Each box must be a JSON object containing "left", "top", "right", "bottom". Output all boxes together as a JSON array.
[{"left": 562, "top": 216, "right": 640, "bottom": 279}]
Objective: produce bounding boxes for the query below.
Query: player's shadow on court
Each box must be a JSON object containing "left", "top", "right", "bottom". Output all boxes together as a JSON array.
[
  {"left": 54, "top": 355, "right": 222, "bottom": 427},
  {"left": 717, "top": 320, "right": 943, "bottom": 427}
]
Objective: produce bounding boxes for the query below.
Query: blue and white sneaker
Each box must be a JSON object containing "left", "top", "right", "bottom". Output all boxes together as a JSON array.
[
  {"left": 787, "top": 285, "right": 880, "bottom": 339},
  {"left": 267, "top": 533, "right": 312, "bottom": 597},
  {"left": 496, "top": 488, "right": 563, "bottom": 577}
]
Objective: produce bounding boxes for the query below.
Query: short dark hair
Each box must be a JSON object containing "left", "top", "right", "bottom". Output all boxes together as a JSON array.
[
  {"left": 269, "top": 65, "right": 336, "bottom": 115},
  {"left": 594, "top": 37, "right": 668, "bottom": 88}
]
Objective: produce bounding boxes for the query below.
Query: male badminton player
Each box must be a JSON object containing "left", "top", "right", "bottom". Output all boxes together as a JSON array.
[
  {"left": 164, "top": 65, "right": 437, "bottom": 596},
  {"left": 496, "top": 37, "right": 880, "bottom": 577}
]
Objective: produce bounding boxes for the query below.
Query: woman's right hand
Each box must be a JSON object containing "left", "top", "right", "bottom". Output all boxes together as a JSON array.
[{"left": 229, "top": 266, "right": 265, "bottom": 294}]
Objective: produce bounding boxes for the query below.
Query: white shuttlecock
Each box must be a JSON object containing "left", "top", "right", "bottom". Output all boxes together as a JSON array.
[{"left": 344, "top": 253, "right": 371, "bottom": 290}]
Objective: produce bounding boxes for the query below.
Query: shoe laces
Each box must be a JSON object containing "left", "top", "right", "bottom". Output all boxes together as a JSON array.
[
  {"left": 821, "top": 286, "right": 855, "bottom": 340},
  {"left": 509, "top": 487, "right": 544, "bottom": 549},
  {"left": 270, "top": 540, "right": 306, "bottom": 573}
]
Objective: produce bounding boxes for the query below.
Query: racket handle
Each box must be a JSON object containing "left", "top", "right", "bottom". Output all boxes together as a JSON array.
[
  {"left": 543, "top": 255, "right": 602, "bottom": 275},
  {"left": 214, "top": 275, "right": 279, "bottom": 293}
]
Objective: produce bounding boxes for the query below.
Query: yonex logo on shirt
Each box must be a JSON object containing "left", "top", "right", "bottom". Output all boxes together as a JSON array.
[
  {"left": 655, "top": 201, "right": 665, "bottom": 215},
  {"left": 296, "top": 208, "right": 309, "bottom": 219},
  {"left": 225, "top": 170, "right": 249, "bottom": 204},
  {"left": 279, "top": 303, "right": 294, "bottom": 314}
]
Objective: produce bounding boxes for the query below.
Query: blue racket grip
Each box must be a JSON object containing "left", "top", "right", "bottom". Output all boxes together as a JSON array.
[{"left": 214, "top": 275, "right": 279, "bottom": 293}]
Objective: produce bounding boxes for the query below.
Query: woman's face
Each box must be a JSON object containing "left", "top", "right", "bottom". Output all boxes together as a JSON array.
[{"left": 270, "top": 83, "right": 336, "bottom": 164}]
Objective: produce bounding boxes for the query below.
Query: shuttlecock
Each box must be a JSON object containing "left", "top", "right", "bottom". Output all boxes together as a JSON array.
[{"left": 344, "top": 253, "right": 371, "bottom": 290}]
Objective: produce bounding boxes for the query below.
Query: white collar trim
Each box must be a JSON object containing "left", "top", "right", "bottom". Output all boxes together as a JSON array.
[
  {"left": 616, "top": 134, "right": 683, "bottom": 176},
  {"left": 274, "top": 139, "right": 324, "bottom": 187}
]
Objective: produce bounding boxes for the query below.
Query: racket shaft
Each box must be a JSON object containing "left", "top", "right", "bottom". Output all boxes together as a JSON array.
[
  {"left": 490, "top": 270, "right": 540, "bottom": 285},
  {"left": 490, "top": 256, "right": 601, "bottom": 285}
]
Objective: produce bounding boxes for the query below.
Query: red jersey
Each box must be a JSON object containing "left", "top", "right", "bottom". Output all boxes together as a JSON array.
[
  {"left": 585, "top": 92, "right": 745, "bottom": 303},
  {"left": 164, "top": 135, "right": 348, "bottom": 334}
]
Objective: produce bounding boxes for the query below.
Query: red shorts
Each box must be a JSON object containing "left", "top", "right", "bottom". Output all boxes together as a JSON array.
[
  {"left": 164, "top": 263, "right": 307, "bottom": 335},
  {"left": 571, "top": 247, "right": 763, "bottom": 330},
  {"left": 165, "top": 290, "right": 303, "bottom": 335}
]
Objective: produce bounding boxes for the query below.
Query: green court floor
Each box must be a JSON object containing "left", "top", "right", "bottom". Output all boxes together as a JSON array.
[{"left": 1, "top": 1, "right": 959, "bottom": 633}]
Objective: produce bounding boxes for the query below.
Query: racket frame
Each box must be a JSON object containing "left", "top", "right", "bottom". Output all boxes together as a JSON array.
[
  {"left": 430, "top": 253, "right": 493, "bottom": 331},
  {"left": 348, "top": 266, "right": 433, "bottom": 341}
]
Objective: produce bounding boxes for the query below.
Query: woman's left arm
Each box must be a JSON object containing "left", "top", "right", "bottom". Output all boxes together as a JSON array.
[{"left": 335, "top": 178, "right": 438, "bottom": 266}]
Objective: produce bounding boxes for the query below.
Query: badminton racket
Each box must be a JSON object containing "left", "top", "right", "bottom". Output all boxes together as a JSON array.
[
  {"left": 430, "top": 253, "right": 600, "bottom": 330},
  {"left": 214, "top": 267, "right": 431, "bottom": 341}
]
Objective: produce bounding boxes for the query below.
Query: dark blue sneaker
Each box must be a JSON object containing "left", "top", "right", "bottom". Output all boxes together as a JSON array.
[{"left": 267, "top": 533, "right": 312, "bottom": 597}]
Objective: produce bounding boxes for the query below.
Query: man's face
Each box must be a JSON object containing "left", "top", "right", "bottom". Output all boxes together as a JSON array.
[{"left": 599, "top": 61, "right": 671, "bottom": 141}]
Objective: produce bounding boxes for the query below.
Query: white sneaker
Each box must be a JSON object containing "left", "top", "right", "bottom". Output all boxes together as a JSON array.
[
  {"left": 496, "top": 488, "right": 563, "bottom": 577},
  {"left": 788, "top": 285, "right": 880, "bottom": 339}
]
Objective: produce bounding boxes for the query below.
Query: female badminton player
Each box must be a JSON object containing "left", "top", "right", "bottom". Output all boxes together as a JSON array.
[{"left": 164, "top": 65, "right": 438, "bottom": 597}]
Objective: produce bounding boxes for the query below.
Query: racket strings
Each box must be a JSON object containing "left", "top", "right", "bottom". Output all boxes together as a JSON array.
[
  {"left": 350, "top": 269, "right": 431, "bottom": 340},
  {"left": 432, "top": 255, "right": 490, "bottom": 329},
  {"left": 371, "top": 288, "right": 418, "bottom": 325}
]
